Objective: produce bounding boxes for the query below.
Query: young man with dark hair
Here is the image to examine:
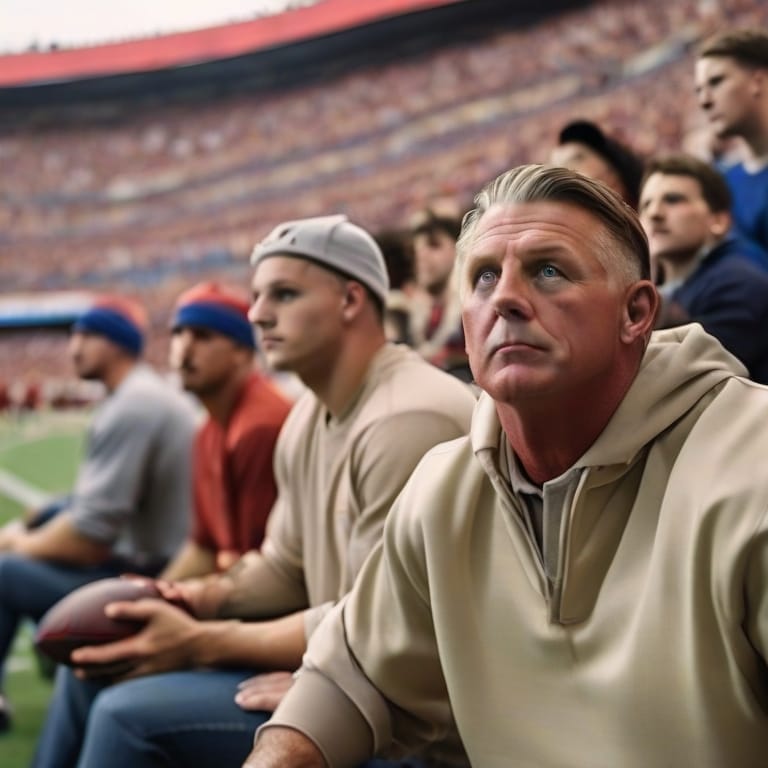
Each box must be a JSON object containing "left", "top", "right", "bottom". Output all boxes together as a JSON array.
[
  {"left": 408, "top": 207, "right": 471, "bottom": 381},
  {"left": 696, "top": 29, "right": 768, "bottom": 257},
  {"left": 163, "top": 281, "right": 292, "bottom": 579},
  {"left": 639, "top": 153, "right": 768, "bottom": 383}
]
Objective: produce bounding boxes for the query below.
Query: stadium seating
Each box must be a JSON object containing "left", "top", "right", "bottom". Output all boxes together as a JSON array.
[{"left": 1, "top": 0, "right": 766, "bottom": 390}]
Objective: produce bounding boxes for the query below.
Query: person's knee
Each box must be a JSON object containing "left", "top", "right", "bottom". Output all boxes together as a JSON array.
[
  {"left": 89, "top": 683, "right": 145, "bottom": 734},
  {"left": 0, "top": 553, "right": 30, "bottom": 597}
]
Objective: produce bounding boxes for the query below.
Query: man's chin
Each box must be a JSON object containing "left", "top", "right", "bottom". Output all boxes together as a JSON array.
[
  {"left": 262, "top": 355, "right": 291, "bottom": 373},
  {"left": 480, "top": 370, "right": 552, "bottom": 403}
]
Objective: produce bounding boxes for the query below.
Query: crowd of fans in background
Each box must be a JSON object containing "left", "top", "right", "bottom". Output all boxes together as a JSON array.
[{"left": 1, "top": 0, "right": 767, "bottom": 406}]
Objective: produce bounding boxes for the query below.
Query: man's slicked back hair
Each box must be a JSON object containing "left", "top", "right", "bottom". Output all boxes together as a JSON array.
[{"left": 456, "top": 164, "right": 650, "bottom": 292}]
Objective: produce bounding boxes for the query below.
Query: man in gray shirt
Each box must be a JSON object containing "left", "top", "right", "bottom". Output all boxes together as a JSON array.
[{"left": 0, "top": 295, "right": 197, "bottom": 731}]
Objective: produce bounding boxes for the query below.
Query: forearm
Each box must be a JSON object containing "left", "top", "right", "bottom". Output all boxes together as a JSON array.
[
  {"left": 161, "top": 540, "right": 216, "bottom": 581},
  {"left": 219, "top": 548, "right": 309, "bottom": 620},
  {"left": 192, "top": 610, "right": 307, "bottom": 670},
  {"left": 12, "top": 513, "right": 110, "bottom": 564},
  {"left": 244, "top": 726, "right": 327, "bottom": 768}
]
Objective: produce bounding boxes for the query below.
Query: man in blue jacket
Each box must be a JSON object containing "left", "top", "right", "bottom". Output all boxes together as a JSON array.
[{"left": 639, "top": 152, "right": 768, "bottom": 383}]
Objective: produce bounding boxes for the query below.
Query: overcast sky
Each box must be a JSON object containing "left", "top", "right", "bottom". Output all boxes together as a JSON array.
[{"left": 0, "top": 1, "right": 300, "bottom": 53}]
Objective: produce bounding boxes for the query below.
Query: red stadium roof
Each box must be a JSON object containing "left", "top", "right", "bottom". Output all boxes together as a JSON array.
[{"left": 0, "top": 0, "right": 465, "bottom": 87}]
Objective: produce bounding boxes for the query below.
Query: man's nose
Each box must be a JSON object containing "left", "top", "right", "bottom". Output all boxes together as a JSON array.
[
  {"left": 248, "top": 297, "right": 273, "bottom": 328},
  {"left": 643, "top": 199, "right": 664, "bottom": 220},
  {"left": 491, "top": 268, "right": 534, "bottom": 320}
]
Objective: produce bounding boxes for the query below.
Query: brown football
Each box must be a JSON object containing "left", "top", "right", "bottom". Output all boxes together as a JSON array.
[{"left": 35, "top": 577, "right": 163, "bottom": 666}]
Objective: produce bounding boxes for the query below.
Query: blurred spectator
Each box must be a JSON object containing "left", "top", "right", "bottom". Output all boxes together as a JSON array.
[
  {"left": 407, "top": 206, "right": 472, "bottom": 382},
  {"left": 374, "top": 228, "right": 416, "bottom": 345},
  {"left": 0, "top": 379, "right": 9, "bottom": 412},
  {"left": 639, "top": 153, "right": 768, "bottom": 382},
  {"left": 550, "top": 119, "right": 645, "bottom": 207},
  {"left": 0, "top": 295, "right": 197, "bottom": 732},
  {"left": 696, "top": 29, "right": 768, "bottom": 255},
  {"left": 161, "top": 281, "right": 292, "bottom": 580}
]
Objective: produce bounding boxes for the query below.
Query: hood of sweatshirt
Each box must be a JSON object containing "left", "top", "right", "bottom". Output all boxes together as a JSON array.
[{"left": 471, "top": 323, "right": 746, "bottom": 472}]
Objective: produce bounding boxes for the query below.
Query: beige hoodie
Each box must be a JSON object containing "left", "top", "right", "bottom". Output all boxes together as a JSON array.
[{"left": 268, "top": 325, "right": 768, "bottom": 768}]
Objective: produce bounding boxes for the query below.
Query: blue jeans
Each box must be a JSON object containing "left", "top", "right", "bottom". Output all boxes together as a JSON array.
[
  {"left": 33, "top": 667, "right": 428, "bottom": 768},
  {"left": 0, "top": 553, "right": 126, "bottom": 687}
]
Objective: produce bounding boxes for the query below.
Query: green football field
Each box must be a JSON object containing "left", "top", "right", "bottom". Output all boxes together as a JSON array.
[{"left": 0, "top": 410, "right": 87, "bottom": 767}]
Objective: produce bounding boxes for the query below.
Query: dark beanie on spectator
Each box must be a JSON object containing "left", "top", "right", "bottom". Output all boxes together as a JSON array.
[
  {"left": 172, "top": 281, "right": 256, "bottom": 350},
  {"left": 558, "top": 120, "right": 644, "bottom": 206},
  {"left": 73, "top": 296, "right": 147, "bottom": 357}
]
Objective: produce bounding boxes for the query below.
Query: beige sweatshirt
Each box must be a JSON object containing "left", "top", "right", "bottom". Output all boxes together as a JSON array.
[{"left": 268, "top": 325, "right": 768, "bottom": 768}]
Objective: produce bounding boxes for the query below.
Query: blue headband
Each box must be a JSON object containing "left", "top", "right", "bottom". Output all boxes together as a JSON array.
[
  {"left": 172, "top": 301, "right": 255, "bottom": 349},
  {"left": 73, "top": 307, "right": 144, "bottom": 357}
]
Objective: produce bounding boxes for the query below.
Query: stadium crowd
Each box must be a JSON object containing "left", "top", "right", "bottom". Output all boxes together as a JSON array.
[
  {"left": 2, "top": 0, "right": 765, "bottom": 292},
  {"left": 3, "top": 0, "right": 767, "bottom": 400}
]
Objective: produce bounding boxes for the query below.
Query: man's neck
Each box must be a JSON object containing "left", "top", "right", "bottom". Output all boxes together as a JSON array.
[
  {"left": 658, "top": 242, "right": 713, "bottom": 284},
  {"left": 740, "top": 113, "right": 768, "bottom": 166},
  {"left": 102, "top": 358, "right": 137, "bottom": 393},
  {"left": 200, "top": 368, "right": 251, "bottom": 425},
  {"left": 742, "top": 149, "right": 768, "bottom": 173},
  {"left": 306, "top": 334, "right": 387, "bottom": 420},
  {"left": 496, "top": 364, "right": 639, "bottom": 485}
]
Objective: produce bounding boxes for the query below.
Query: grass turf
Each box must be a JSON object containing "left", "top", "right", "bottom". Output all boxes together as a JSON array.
[{"left": 0, "top": 411, "right": 87, "bottom": 766}]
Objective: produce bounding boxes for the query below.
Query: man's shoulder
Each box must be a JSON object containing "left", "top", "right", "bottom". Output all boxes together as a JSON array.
[
  {"left": 726, "top": 161, "right": 768, "bottom": 185},
  {"left": 692, "top": 245, "right": 768, "bottom": 288},
  {"left": 364, "top": 344, "right": 477, "bottom": 419},
  {"left": 233, "top": 374, "right": 293, "bottom": 428},
  {"left": 686, "top": 376, "right": 768, "bottom": 452},
  {"left": 112, "top": 365, "right": 197, "bottom": 424},
  {"left": 664, "top": 377, "right": 768, "bottom": 516}
]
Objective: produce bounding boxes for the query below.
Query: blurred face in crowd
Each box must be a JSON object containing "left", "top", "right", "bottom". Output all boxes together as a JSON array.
[
  {"left": 639, "top": 173, "right": 729, "bottom": 263},
  {"left": 461, "top": 200, "right": 646, "bottom": 406},
  {"left": 68, "top": 332, "right": 122, "bottom": 382},
  {"left": 170, "top": 326, "right": 246, "bottom": 398},
  {"left": 413, "top": 229, "right": 457, "bottom": 295},
  {"left": 695, "top": 56, "right": 762, "bottom": 138},
  {"left": 249, "top": 256, "right": 347, "bottom": 380},
  {"left": 550, "top": 142, "right": 623, "bottom": 198}
]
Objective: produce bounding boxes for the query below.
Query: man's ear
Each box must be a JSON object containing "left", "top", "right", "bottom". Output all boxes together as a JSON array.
[
  {"left": 750, "top": 67, "right": 767, "bottom": 97},
  {"left": 620, "top": 281, "right": 659, "bottom": 344},
  {"left": 340, "top": 281, "right": 367, "bottom": 321},
  {"left": 708, "top": 209, "right": 731, "bottom": 239}
]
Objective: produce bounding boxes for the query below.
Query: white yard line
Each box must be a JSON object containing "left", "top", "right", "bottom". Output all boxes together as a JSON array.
[{"left": 0, "top": 468, "right": 50, "bottom": 508}]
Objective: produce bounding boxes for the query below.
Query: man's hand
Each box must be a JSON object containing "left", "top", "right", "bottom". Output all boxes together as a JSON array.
[
  {"left": 70, "top": 598, "right": 204, "bottom": 679},
  {"left": 235, "top": 671, "right": 294, "bottom": 712},
  {"left": 156, "top": 573, "right": 234, "bottom": 620},
  {"left": 243, "top": 726, "right": 327, "bottom": 768},
  {"left": 0, "top": 520, "right": 24, "bottom": 551}
]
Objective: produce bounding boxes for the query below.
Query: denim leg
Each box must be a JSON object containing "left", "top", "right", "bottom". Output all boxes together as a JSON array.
[
  {"left": 31, "top": 666, "right": 109, "bottom": 768},
  {"left": 0, "top": 553, "right": 121, "bottom": 686},
  {"left": 37, "top": 665, "right": 431, "bottom": 768},
  {"left": 76, "top": 669, "right": 262, "bottom": 768}
]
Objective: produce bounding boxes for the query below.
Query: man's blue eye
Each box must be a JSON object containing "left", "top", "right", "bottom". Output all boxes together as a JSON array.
[
  {"left": 475, "top": 269, "right": 497, "bottom": 286},
  {"left": 540, "top": 264, "right": 559, "bottom": 278}
]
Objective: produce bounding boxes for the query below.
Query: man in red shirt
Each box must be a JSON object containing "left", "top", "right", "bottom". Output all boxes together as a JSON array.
[{"left": 163, "top": 281, "right": 292, "bottom": 580}]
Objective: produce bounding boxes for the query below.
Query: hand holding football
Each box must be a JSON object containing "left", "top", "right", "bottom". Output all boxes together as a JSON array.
[{"left": 35, "top": 577, "right": 166, "bottom": 666}]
